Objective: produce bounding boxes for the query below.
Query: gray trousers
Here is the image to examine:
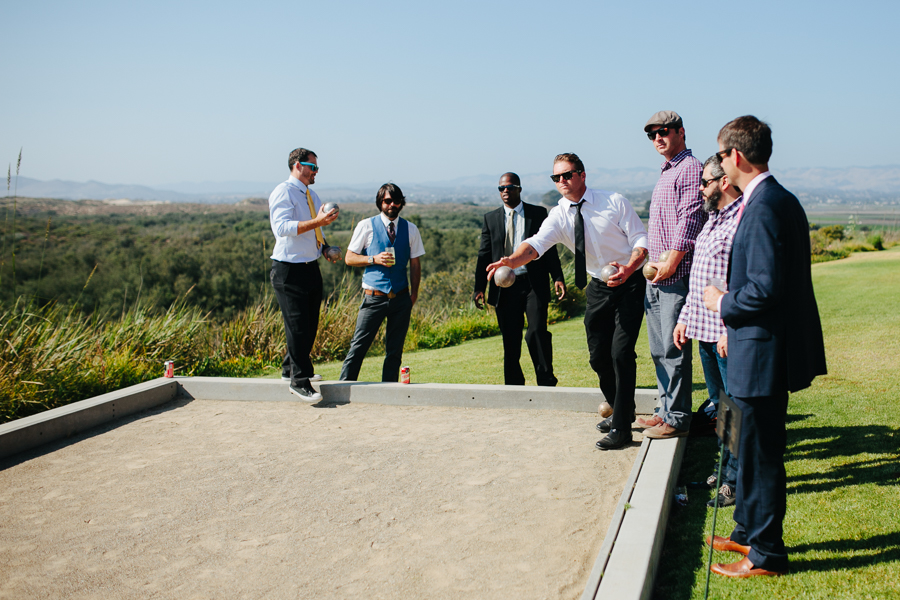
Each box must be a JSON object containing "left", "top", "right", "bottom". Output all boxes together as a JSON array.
[
  {"left": 340, "top": 293, "right": 413, "bottom": 382},
  {"left": 644, "top": 277, "right": 692, "bottom": 430}
]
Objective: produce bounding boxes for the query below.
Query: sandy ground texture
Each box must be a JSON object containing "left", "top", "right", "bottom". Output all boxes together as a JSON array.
[{"left": 0, "top": 399, "right": 639, "bottom": 600}]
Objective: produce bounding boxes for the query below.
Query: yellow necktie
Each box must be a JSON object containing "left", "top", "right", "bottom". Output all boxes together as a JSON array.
[{"left": 305, "top": 188, "right": 324, "bottom": 249}]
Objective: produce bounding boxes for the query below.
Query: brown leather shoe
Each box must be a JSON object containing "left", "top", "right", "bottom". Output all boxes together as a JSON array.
[
  {"left": 710, "top": 556, "right": 786, "bottom": 578},
  {"left": 635, "top": 414, "right": 662, "bottom": 428},
  {"left": 643, "top": 422, "right": 689, "bottom": 439},
  {"left": 705, "top": 535, "right": 750, "bottom": 556}
]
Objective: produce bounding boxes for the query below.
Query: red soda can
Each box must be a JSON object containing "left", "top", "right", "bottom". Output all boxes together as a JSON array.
[
  {"left": 164, "top": 361, "right": 174, "bottom": 378},
  {"left": 400, "top": 366, "right": 410, "bottom": 384}
]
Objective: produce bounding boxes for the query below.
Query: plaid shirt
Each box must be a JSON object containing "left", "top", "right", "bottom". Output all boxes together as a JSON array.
[
  {"left": 648, "top": 149, "right": 706, "bottom": 285},
  {"left": 677, "top": 197, "right": 742, "bottom": 342}
]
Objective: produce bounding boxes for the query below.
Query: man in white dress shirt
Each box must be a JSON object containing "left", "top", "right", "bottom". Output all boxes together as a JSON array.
[
  {"left": 269, "top": 147, "right": 340, "bottom": 401},
  {"left": 340, "top": 183, "right": 424, "bottom": 382},
  {"left": 487, "top": 153, "right": 649, "bottom": 450}
]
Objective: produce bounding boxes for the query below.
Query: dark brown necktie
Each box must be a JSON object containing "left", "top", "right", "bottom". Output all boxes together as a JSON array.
[{"left": 388, "top": 221, "right": 396, "bottom": 244}]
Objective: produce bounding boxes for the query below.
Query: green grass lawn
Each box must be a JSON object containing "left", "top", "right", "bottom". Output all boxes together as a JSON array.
[{"left": 261, "top": 248, "right": 900, "bottom": 599}]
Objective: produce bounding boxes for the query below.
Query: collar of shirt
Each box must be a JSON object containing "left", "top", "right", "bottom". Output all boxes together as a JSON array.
[
  {"left": 286, "top": 175, "right": 308, "bottom": 194},
  {"left": 559, "top": 189, "right": 594, "bottom": 209},
  {"left": 379, "top": 213, "right": 399, "bottom": 227},
  {"left": 714, "top": 195, "right": 743, "bottom": 220},
  {"left": 740, "top": 171, "right": 772, "bottom": 206},
  {"left": 660, "top": 148, "right": 693, "bottom": 172},
  {"left": 504, "top": 202, "right": 525, "bottom": 218}
]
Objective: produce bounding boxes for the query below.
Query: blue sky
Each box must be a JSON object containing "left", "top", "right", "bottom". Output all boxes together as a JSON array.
[{"left": 3, "top": 0, "right": 898, "bottom": 188}]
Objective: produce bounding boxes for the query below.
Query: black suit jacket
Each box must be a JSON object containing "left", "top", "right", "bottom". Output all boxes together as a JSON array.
[
  {"left": 721, "top": 176, "right": 827, "bottom": 398},
  {"left": 474, "top": 202, "right": 564, "bottom": 306}
]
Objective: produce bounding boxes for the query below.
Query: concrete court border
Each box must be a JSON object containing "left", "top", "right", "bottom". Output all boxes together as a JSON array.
[{"left": 0, "top": 376, "right": 685, "bottom": 600}]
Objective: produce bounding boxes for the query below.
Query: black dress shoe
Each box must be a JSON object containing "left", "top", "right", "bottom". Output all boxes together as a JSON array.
[
  {"left": 596, "top": 429, "right": 632, "bottom": 450},
  {"left": 596, "top": 416, "right": 613, "bottom": 433}
]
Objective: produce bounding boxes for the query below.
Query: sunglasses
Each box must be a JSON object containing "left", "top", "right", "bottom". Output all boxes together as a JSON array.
[
  {"left": 299, "top": 161, "right": 319, "bottom": 172},
  {"left": 716, "top": 148, "right": 734, "bottom": 161},
  {"left": 498, "top": 185, "right": 521, "bottom": 192},
  {"left": 382, "top": 197, "right": 403, "bottom": 206},
  {"left": 646, "top": 127, "right": 674, "bottom": 140},
  {"left": 550, "top": 170, "right": 582, "bottom": 183},
  {"left": 700, "top": 175, "right": 723, "bottom": 188}
]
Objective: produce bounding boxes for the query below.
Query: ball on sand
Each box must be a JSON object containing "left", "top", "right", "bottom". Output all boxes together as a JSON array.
[
  {"left": 599, "top": 265, "right": 618, "bottom": 283},
  {"left": 323, "top": 202, "right": 340, "bottom": 215},
  {"left": 598, "top": 401, "right": 613, "bottom": 418},
  {"left": 494, "top": 266, "right": 516, "bottom": 288}
]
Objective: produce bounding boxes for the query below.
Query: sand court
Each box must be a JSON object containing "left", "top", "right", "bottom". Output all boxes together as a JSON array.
[{"left": 0, "top": 397, "right": 639, "bottom": 600}]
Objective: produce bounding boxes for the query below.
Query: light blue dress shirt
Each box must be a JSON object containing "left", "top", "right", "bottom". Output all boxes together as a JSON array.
[{"left": 268, "top": 176, "right": 323, "bottom": 263}]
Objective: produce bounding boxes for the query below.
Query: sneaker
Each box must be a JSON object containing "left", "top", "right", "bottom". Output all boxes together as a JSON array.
[
  {"left": 289, "top": 384, "right": 322, "bottom": 402},
  {"left": 282, "top": 372, "right": 322, "bottom": 382},
  {"left": 707, "top": 484, "right": 736, "bottom": 508},
  {"left": 635, "top": 414, "right": 663, "bottom": 428},
  {"left": 643, "top": 422, "right": 689, "bottom": 439}
]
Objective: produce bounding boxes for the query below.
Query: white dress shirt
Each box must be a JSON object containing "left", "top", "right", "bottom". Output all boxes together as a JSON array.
[
  {"left": 268, "top": 176, "right": 323, "bottom": 263},
  {"left": 525, "top": 188, "right": 648, "bottom": 279},
  {"left": 504, "top": 202, "right": 527, "bottom": 276},
  {"left": 348, "top": 213, "right": 426, "bottom": 291}
]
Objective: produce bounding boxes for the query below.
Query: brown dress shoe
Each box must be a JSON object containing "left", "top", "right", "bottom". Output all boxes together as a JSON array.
[
  {"left": 710, "top": 556, "right": 786, "bottom": 578},
  {"left": 705, "top": 535, "right": 750, "bottom": 556},
  {"left": 635, "top": 414, "right": 662, "bottom": 428},
  {"left": 643, "top": 422, "right": 689, "bottom": 439}
]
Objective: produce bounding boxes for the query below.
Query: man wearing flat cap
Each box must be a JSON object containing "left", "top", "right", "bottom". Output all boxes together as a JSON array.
[{"left": 639, "top": 110, "right": 707, "bottom": 439}]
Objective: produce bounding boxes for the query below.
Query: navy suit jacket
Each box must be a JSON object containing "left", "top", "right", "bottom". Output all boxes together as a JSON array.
[
  {"left": 474, "top": 202, "right": 564, "bottom": 306},
  {"left": 721, "top": 176, "right": 827, "bottom": 398}
]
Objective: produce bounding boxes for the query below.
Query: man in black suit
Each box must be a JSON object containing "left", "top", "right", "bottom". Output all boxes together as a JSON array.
[
  {"left": 474, "top": 172, "right": 566, "bottom": 386},
  {"left": 703, "top": 116, "right": 827, "bottom": 577}
]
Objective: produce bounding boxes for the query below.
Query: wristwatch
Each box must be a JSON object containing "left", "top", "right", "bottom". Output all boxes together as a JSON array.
[{"left": 368, "top": 256, "right": 374, "bottom": 265}]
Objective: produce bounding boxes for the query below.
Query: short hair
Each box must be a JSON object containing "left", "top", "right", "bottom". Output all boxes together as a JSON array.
[
  {"left": 375, "top": 182, "right": 406, "bottom": 210},
  {"left": 717, "top": 116, "right": 772, "bottom": 166},
  {"left": 288, "top": 148, "right": 317, "bottom": 171},
  {"left": 500, "top": 172, "right": 521, "bottom": 186},
  {"left": 703, "top": 154, "right": 726, "bottom": 180},
  {"left": 554, "top": 153, "right": 585, "bottom": 173}
]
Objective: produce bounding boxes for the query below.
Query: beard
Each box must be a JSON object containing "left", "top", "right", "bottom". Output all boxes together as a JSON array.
[
  {"left": 382, "top": 205, "right": 401, "bottom": 219},
  {"left": 702, "top": 190, "right": 722, "bottom": 213}
]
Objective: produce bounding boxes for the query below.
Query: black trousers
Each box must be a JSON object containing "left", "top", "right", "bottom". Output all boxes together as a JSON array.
[
  {"left": 271, "top": 260, "right": 322, "bottom": 388},
  {"left": 583, "top": 271, "right": 646, "bottom": 431},
  {"left": 729, "top": 391, "right": 789, "bottom": 572},
  {"left": 495, "top": 275, "right": 557, "bottom": 386},
  {"left": 339, "top": 292, "right": 413, "bottom": 382}
]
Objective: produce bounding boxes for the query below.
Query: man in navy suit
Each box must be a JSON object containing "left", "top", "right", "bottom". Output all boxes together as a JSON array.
[
  {"left": 474, "top": 172, "right": 566, "bottom": 386},
  {"left": 703, "top": 116, "right": 827, "bottom": 577}
]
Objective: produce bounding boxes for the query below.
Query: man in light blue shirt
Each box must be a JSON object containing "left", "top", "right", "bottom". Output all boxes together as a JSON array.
[{"left": 269, "top": 147, "right": 340, "bottom": 401}]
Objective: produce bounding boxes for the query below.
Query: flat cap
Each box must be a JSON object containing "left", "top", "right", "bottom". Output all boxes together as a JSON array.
[{"left": 644, "top": 110, "right": 683, "bottom": 132}]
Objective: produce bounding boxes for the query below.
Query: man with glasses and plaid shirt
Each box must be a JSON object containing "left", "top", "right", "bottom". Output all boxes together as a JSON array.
[
  {"left": 269, "top": 147, "right": 340, "bottom": 401},
  {"left": 640, "top": 110, "right": 707, "bottom": 440},
  {"left": 674, "top": 153, "right": 742, "bottom": 508},
  {"left": 486, "top": 153, "right": 648, "bottom": 450}
]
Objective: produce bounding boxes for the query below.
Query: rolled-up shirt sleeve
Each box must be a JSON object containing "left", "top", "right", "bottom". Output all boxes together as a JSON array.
[
  {"left": 615, "top": 193, "right": 649, "bottom": 250},
  {"left": 525, "top": 206, "right": 570, "bottom": 258},
  {"left": 269, "top": 186, "right": 301, "bottom": 238}
]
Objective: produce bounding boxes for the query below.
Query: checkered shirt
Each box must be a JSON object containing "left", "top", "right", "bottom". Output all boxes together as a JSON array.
[
  {"left": 677, "top": 197, "right": 742, "bottom": 342},
  {"left": 648, "top": 149, "right": 706, "bottom": 285}
]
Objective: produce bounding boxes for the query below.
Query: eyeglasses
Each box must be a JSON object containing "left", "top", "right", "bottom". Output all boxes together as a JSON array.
[
  {"left": 646, "top": 127, "right": 673, "bottom": 140},
  {"left": 550, "top": 170, "right": 582, "bottom": 183},
  {"left": 716, "top": 148, "right": 734, "bottom": 161},
  {"left": 498, "top": 185, "right": 521, "bottom": 192},
  {"left": 700, "top": 175, "right": 723, "bottom": 188},
  {"left": 298, "top": 161, "right": 319, "bottom": 172}
]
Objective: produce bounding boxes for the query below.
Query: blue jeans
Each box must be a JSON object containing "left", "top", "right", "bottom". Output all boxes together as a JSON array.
[
  {"left": 645, "top": 278, "right": 692, "bottom": 430},
  {"left": 698, "top": 340, "right": 738, "bottom": 489}
]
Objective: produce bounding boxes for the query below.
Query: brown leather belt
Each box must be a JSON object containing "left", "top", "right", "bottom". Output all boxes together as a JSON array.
[{"left": 364, "top": 287, "right": 409, "bottom": 299}]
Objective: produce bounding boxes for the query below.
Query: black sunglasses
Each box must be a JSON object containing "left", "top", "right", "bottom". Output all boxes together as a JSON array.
[
  {"left": 716, "top": 148, "right": 735, "bottom": 161},
  {"left": 646, "top": 127, "right": 674, "bottom": 140},
  {"left": 700, "top": 175, "right": 724, "bottom": 188},
  {"left": 498, "top": 185, "right": 521, "bottom": 192},
  {"left": 550, "top": 170, "right": 582, "bottom": 183}
]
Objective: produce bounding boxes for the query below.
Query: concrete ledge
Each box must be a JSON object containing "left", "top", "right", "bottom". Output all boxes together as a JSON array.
[
  {"left": 590, "top": 436, "right": 687, "bottom": 600},
  {"left": 176, "top": 377, "right": 660, "bottom": 414},
  {"left": 0, "top": 378, "right": 178, "bottom": 460}
]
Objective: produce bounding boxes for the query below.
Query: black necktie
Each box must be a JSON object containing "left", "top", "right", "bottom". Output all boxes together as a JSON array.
[
  {"left": 574, "top": 201, "right": 587, "bottom": 289},
  {"left": 388, "top": 221, "right": 396, "bottom": 244}
]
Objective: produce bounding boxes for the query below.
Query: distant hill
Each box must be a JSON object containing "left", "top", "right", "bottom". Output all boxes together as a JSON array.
[{"left": 7, "top": 165, "right": 900, "bottom": 206}]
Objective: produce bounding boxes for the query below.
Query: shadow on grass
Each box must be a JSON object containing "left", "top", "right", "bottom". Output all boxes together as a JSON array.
[
  {"left": 786, "top": 424, "right": 900, "bottom": 493},
  {"left": 789, "top": 531, "right": 900, "bottom": 571}
]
